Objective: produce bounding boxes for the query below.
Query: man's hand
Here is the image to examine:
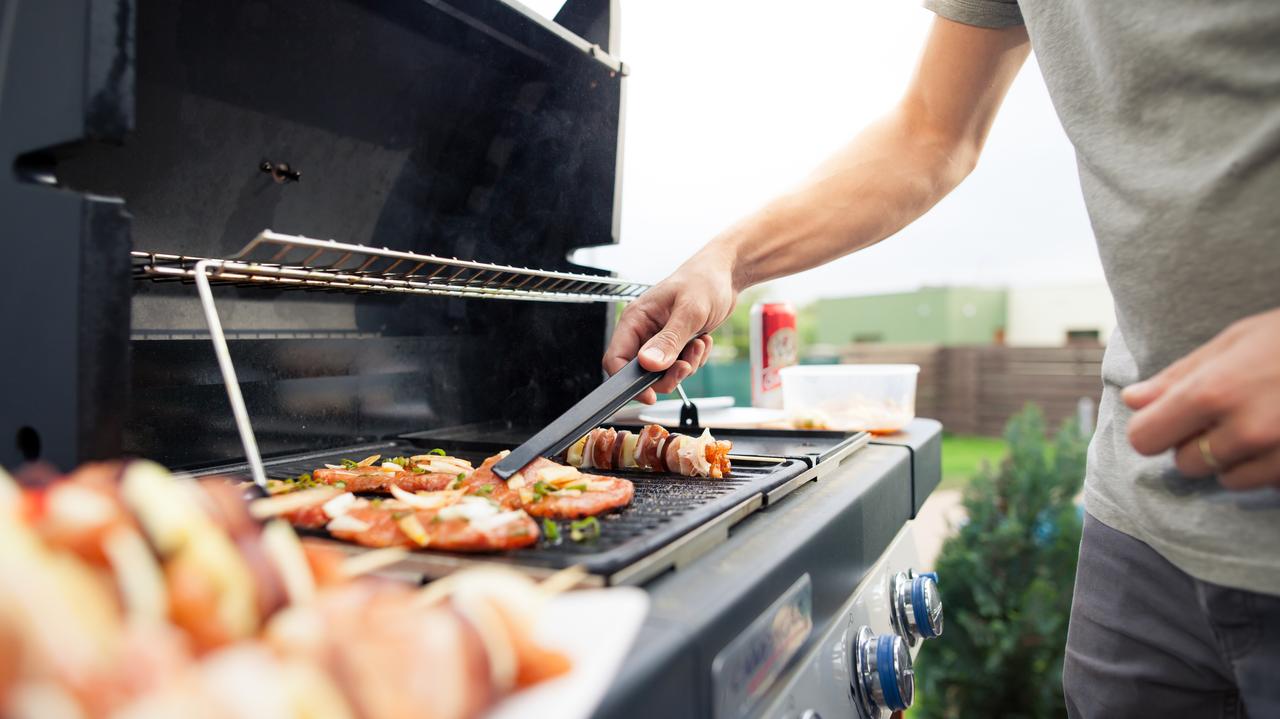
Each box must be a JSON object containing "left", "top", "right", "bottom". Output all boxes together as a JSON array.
[
  {"left": 602, "top": 247, "right": 736, "bottom": 404},
  {"left": 600, "top": 18, "right": 1030, "bottom": 403},
  {"left": 1125, "top": 307, "right": 1280, "bottom": 489}
]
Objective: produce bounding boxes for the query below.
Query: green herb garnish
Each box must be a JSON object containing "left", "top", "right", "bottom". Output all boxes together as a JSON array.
[
  {"left": 411, "top": 464, "right": 428, "bottom": 475},
  {"left": 569, "top": 516, "right": 601, "bottom": 542},
  {"left": 391, "top": 511, "right": 410, "bottom": 520},
  {"left": 340, "top": 458, "right": 359, "bottom": 469},
  {"left": 531, "top": 481, "right": 552, "bottom": 503},
  {"left": 565, "top": 483, "right": 588, "bottom": 492},
  {"left": 429, "top": 448, "right": 446, "bottom": 456},
  {"left": 450, "top": 473, "right": 465, "bottom": 490},
  {"left": 334, "top": 481, "right": 347, "bottom": 490},
  {"left": 388, "top": 456, "right": 409, "bottom": 468},
  {"left": 474, "top": 484, "right": 495, "bottom": 497},
  {"left": 370, "top": 498, "right": 383, "bottom": 508},
  {"left": 542, "top": 518, "right": 561, "bottom": 542}
]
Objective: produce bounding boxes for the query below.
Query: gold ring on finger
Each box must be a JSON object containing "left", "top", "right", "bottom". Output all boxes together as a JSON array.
[{"left": 1197, "top": 435, "right": 1222, "bottom": 473}]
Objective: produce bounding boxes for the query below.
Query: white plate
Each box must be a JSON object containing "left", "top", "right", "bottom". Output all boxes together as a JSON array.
[
  {"left": 608, "top": 396, "right": 735, "bottom": 422},
  {"left": 638, "top": 406, "right": 787, "bottom": 429},
  {"left": 485, "top": 587, "right": 650, "bottom": 719}
]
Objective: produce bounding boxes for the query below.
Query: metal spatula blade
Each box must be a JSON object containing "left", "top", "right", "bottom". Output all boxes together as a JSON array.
[{"left": 492, "top": 356, "right": 664, "bottom": 479}]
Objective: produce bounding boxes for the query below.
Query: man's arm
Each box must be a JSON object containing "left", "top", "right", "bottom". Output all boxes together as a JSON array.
[{"left": 604, "top": 17, "right": 1030, "bottom": 402}]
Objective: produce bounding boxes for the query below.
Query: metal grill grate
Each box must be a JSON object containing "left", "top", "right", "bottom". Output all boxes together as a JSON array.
[
  {"left": 133, "top": 231, "right": 648, "bottom": 303},
  {"left": 198, "top": 439, "right": 812, "bottom": 585}
]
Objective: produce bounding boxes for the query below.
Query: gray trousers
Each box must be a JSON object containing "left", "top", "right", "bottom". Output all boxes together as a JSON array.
[{"left": 1064, "top": 513, "right": 1280, "bottom": 718}]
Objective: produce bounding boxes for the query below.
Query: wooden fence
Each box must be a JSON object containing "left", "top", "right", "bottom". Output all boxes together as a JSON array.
[{"left": 838, "top": 344, "right": 1105, "bottom": 436}]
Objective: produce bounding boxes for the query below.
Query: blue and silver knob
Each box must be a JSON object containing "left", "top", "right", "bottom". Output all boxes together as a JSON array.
[
  {"left": 891, "top": 570, "right": 944, "bottom": 644},
  {"left": 850, "top": 626, "right": 914, "bottom": 718}
]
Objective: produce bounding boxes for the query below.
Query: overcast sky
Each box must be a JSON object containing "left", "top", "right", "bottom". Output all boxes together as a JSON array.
[{"left": 532, "top": 1, "right": 1107, "bottom": 304}]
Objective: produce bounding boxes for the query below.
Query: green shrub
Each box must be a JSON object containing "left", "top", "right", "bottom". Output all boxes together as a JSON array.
[{"left": 913, "top": 405, "right": 1088, "bottom": 719}]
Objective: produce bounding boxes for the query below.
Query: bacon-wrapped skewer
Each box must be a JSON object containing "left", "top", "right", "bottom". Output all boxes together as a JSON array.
[{"left": 565, "top": 424, "right": 732, "bottom": 478}]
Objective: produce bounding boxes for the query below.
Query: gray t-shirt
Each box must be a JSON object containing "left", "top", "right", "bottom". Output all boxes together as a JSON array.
[{"left": 925, "top": 0, "right": 1280, "bottom": 595}]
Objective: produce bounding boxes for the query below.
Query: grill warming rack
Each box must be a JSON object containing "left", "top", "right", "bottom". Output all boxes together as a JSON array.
[
  {"left": 132, "top": 231, "right": 650, "bottom": 486},
  {"left": 133, "top": 230, "right": 649, "bottom": 303}
]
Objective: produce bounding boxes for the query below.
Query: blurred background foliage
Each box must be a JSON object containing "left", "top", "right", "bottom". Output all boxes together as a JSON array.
[{"left": 912, "top": 405, "right": 1088, "bottom": 719}]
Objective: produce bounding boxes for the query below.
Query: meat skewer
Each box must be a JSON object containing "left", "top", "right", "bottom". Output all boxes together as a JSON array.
[
  {"left": 565, "top": 424, "right": 732, "bottom": 478},
  {"left": 2, "top": 461, "right": 576, "bottom": 719}
]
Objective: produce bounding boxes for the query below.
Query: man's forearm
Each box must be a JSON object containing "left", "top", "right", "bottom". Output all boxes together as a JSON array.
[{"left": 709, "top": 108, "right": 978, "bottom": 292}]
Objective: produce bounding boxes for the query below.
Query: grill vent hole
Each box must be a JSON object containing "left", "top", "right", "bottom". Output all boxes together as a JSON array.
[{"left": 16, "top": 426, "right": 40, "bottom": 461}]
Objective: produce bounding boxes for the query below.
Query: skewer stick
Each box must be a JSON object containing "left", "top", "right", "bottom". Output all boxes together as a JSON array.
[
  {"left": 339, "top": 547, "right": 410, "bottom": 580},
  {"left": 538, "top": 564, "right": 589, "bottom": 597}
]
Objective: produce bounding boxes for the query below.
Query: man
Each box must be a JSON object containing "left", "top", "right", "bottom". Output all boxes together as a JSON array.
[{"left": 603, "top": 2, "right": 1280, "bottom": 716}]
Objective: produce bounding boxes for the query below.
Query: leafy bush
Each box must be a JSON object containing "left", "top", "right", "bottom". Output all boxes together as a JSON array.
[{"left": 913, "top": 405, "right": 1088, "bottom": 719}]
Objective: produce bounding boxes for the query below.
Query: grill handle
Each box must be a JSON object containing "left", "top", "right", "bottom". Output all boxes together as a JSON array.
[{"left": 493, "top": 355, "right": 664, "bottom": 479}]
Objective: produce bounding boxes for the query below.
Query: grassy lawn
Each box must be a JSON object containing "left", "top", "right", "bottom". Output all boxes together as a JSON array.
[{"left": 940, "top": 434, "right": 1007, "bottom": 490}]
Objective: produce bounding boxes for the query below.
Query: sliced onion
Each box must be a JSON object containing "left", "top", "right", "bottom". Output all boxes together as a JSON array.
[
  {"left": 565, "top": 435, "right": 588, "bottom": 468},
  {"left": 388, "top": 484, "right": 463, "bottom": 510},
  {"left": 586, "top": 479, "right": 616, "bottom": 492},
  {"left": 621, "top": 431, "right": 640, "bottom": 469},
  {"left": 438, "top": 498, "right": 500, "bottom": 522},
  {"left": 580, "top": 431, "right": 597, "bottom": 470},
  {"left": 471, "top": 510, "right": 528, "bottom": 533},
  {"left": 261, "top": 519, "right": 316, "bottom": 605},
  {"left": 321, "top": 492, "right": 356, "bottom": 519},
  {"left": 0, "top": 467, "right": 18, "bottom": 512},
  {"left": 356, "top": 454, "right": 381, "bottom": 467},
  {"left": 452, "top": 598, "right": 518, "bottom": 694},
  {"left": 380, "top": 462, "right": 403, "bottom": 472},
  {"left": 46, "top": 483, "right": 118, "bottom": 528},
  {"left": 538, "top": 465, "right": 581, "bottom": 488},
  {"left": 338, "top": 547, "right": 409, "bottom": 579},
  {"left": 325, "top": 514, "right": 371, "bottom": 533},
  {"left": 396, "top": 514, "right": 430, "bottom": 547},
  {"left": 249, "top": 487, "right": 341, "bottom": 520},
  {"left": 410, "top": 454, "right": 472, "bottom": 471},
  {"left": 102, "top": 526, "right": 167, "bottom": 622}
]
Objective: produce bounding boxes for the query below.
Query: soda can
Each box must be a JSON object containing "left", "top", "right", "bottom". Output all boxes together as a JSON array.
[{"left": 749, "top": 301, "right": 798, "bottom": 408}]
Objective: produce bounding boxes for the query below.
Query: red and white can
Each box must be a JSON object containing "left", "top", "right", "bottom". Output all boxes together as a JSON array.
[{"left": 749, "top": 301, "right": 798, "bottom": 408}]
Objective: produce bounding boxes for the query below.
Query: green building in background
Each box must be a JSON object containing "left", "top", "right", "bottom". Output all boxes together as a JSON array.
[{"left": 811, "top": 286, "right": 1007, "bottom": 346}]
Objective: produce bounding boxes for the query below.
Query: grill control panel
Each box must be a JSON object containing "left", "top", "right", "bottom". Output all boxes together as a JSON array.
[{"left": 759, "top": 525, "right": 944, "bottom": 719}]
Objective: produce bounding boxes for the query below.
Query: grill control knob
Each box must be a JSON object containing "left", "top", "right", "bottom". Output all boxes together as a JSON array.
[
  {"left": 849, "top": 626, "right": 914, "bottom": 718},
  {"left": 890, "top": 570, "right": 943, "bottom": 643}
]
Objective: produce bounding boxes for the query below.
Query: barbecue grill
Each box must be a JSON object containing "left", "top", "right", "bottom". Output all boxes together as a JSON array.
[{"left": 0, "top": 1, "right": 946, "bottom": 717}]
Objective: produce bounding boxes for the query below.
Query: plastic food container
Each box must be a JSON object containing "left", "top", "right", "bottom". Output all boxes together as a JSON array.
[{"left": 779, "top": 364, "right": 920, "bottom": 434}]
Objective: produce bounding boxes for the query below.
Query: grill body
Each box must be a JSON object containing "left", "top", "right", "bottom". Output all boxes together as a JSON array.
[{"left": 1, "top": 0, "right": 625, "bottom": 470}]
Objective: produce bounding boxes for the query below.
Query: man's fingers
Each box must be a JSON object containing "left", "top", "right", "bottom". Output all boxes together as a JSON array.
[
  {"left": 679, "top": 338, "right": 707, "bottom": 371},
  {"left": 651, "top": 360, "right": 693, "bottom": 396},
  {"left": 1173, "top": 412, "right": 1280, "bottom": 478},
  {"left": 1123, "top": 329, "right": 1238, "bottom": 410},
  {"left": 637, "top": 302, "right": 707, "bottom": 372},
  {"left": 699, "top": 335, "right": 715, "bottom": 368},
  {"left": 1220, "top": 446, "right": 1280, "bottom": 490},
  {"left": 603, "top": 305, "right": 659, "bottom": 376},
  {"left": 1128, "top": 369, "right": 1231, "bottom": 456},
  {"left": 636, "top": 388, "right": 658, "bottom": 405}
]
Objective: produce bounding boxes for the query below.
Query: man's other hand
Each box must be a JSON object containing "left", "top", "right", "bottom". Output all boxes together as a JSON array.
[{"left": 1125, "top": 307, "right": 1280, "bottom": 489}]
